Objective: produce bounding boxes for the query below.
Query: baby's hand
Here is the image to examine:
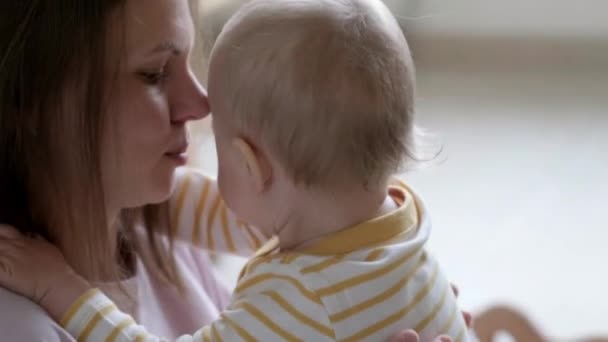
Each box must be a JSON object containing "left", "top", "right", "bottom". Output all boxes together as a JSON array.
[{"left": 0, "top": 224, "right": 90, "bottom": 321}]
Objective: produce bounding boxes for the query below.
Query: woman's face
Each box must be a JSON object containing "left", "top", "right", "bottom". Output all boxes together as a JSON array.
[{"left": 102, "top": 0, "right": 208, "bottom": 212}]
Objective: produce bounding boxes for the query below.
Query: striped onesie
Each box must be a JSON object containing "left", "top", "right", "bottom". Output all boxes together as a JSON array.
[{"left": 59, "top": 168, "right": 470, "bottom": 341}]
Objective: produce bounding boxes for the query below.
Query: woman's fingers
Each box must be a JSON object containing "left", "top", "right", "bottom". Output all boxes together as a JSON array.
[
  {"left": 389, "top": 331, "right": 453, "bottom": 342},
  {"left": 389, "top": 330, "right": 419, "bottom": 342},
  {"left": 450, "top": 283, "right": 474, "bottom": 328}
]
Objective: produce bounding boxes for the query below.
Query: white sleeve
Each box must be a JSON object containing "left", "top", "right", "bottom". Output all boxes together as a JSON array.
[
  {"left": 61, "top": 276, "right": 336, "bottom": 342},
  {"left": 168, "top": 168, "right": 267, "bottom": 256}
]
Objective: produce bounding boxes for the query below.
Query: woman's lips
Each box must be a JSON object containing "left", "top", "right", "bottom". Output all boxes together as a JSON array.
[{"left": 165, "top": 143, "right": 189, "bottom": 165}]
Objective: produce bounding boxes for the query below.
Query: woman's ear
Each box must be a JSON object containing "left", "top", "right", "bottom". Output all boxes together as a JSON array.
[{"left": 232, "top": 137, "right": 271, "bottom": 193}]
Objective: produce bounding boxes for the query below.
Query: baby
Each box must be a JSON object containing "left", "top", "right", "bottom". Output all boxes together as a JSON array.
[{"left": 0, "top": 0, "right": 470, "bottom": 341}]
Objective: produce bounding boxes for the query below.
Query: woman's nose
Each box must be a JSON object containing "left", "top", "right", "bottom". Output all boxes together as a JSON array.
[{"left": 170, "top": 71, "right": 210, "bottom": 125}]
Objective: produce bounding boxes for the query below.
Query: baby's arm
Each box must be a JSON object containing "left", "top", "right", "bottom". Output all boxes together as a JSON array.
[
  {"left": 168, "top": 167, "right": 267, "bottom": 256},
  {"left": 0, "top": 227, "right": 334, "bottom": 341},
  {"left": 62, "top": 280, "right": 335, "bottom": 341}
]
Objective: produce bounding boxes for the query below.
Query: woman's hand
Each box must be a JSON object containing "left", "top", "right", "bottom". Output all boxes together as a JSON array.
[
  {"left": 451, "top": 284, "right": 474, "bottom": 328},
  {"left": 0, "top": 224, "right": 90, "bottom": 321},
  {"left": 390, "top": 330, "right": 454, "bottom": 342}
]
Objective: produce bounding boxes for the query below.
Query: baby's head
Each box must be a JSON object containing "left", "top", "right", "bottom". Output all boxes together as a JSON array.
[{"left": 208, "top": 0, "right": 419, "bottom": 227}]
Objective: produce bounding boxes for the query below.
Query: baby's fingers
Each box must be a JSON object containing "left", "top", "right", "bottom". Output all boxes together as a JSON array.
[
  {"left": 0, "top": 254, "right": 15, "bottom": 276},
  {"left": 0, "top": 238, "right": 36, "bottom": 298},
  {"left": 0, "top": 236, "right": 28, "bottom": 254},
  {"left": 0, "top": 224, "right": 21, "bottom": 240},
  {"left": 0, "top": 238, "right": 23, "bottom": 270}
]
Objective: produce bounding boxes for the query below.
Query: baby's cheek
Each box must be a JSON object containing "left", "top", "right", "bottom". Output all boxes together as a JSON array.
[
  {"left": 219, "top": 177, "right": 248, "bottom": 218},
  {"left": 217, "top": 164, "right": 237, "bottom": 201}
]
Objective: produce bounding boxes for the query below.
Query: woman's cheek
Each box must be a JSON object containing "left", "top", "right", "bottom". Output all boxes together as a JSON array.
[{"left": 136, "top": 92, "right": 171, "bottom": 132}]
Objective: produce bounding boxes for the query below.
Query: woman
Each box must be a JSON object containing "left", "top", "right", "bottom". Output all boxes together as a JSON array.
[
  {"left": 0, "top": 0, "right": 464, "bottom": 340},
  {"left": 0, "top": 0, "right": 233, "bottom": 339}
]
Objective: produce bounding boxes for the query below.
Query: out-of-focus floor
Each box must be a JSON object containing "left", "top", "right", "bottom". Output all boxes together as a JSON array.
[{"left": 191, "top": 37, "right": 608, "bottom": 339}]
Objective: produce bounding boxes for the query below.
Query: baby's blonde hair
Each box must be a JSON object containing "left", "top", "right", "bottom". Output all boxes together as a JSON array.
[{"left": 209, "top": 0, "right": 421, "bottom": 188}]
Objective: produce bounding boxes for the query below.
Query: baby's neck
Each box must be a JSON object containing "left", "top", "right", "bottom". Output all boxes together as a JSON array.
[{"left": 275, "top": 182, "right": 397, "bottom": 251}]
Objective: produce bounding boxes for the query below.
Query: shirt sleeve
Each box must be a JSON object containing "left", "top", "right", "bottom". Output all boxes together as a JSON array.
[
  {"left": 61, "top": 277, "right": 336, "bottom": 342},
  {"left": 168, "top": 168, "right": 267, "bottom": 256}
]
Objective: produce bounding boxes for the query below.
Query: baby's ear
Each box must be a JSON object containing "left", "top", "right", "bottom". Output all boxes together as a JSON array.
[{"left": 232, "top": 137, "right": 272, "bottom": 193}]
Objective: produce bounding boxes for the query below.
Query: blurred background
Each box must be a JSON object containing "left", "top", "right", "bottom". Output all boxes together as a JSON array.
[{"left": 188, "top": 0, "right": 608, "bottom": 340}]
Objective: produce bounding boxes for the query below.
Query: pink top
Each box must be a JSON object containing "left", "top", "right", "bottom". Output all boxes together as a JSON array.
[{"left": 0, "top": 240, "right": 231, "bottom": 341}]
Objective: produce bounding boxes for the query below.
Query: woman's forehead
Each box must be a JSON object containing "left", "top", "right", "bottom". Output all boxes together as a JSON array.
[{"left": 119, "top": 0, "right": 194, "bottom": 61}]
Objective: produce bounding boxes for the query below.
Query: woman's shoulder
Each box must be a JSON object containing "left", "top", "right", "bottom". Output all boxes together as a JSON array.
[{"left": 0, "top": 287, "right": 74, "bottom": 341}]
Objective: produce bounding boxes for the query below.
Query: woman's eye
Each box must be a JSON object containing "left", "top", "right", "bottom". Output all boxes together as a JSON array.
[{"left": 138, "top": 68, "right": 168, "bottom": 85}]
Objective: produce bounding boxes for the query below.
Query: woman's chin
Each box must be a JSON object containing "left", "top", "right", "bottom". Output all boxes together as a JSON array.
[
  {"left": 122, "top": 189, "right": 171, "bottom": 209},
  {"left": 132, "top": 175, "right": 175, "bottom": 208},
  {"left": 148, "top": 180, "right": 175, "bottom": 204},
  {"left": 117, "top": 165, "right": 178, "bottom": 209}
]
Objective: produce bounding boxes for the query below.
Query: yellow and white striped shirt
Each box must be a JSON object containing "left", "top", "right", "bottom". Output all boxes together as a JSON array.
[
  {"left": 60, "top": 169, "right": 470, "bottom": 341},
  {"left": 167, "top": 168, "right": 267, "bottom": 255}
]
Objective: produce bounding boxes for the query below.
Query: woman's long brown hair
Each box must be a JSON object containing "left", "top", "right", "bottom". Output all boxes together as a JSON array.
[{"left": 0, "top": 1, "right": 181, "bottom": 285}]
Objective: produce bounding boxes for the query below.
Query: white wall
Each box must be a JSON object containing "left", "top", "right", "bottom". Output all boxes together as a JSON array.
[
  {"left": 199, "top": 0, "right": 608, "bottom": 37},
  {"left": 386, "top": 0, "right": 608, "bottom": 38}
]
